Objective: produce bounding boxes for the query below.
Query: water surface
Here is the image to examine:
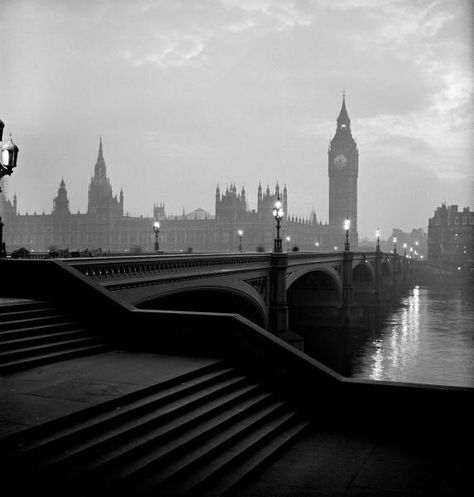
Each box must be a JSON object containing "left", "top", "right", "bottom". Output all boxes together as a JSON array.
[
  {"left": 302, "top": 285, "right": 474, "bottom": 388},
  {"left": 350, "top": 286, "right": 474, "bottom": 387}
]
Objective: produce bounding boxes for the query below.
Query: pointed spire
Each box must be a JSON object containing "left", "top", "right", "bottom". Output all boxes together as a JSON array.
[
  {"left": 60, "top": 177, "right": 65, "bottom": 188},
  {"left": 98, "top": 136, "right": 104, "bottom": 161},
  {"left": 337, "top": 91, "right": 351, "bottom": 129}
]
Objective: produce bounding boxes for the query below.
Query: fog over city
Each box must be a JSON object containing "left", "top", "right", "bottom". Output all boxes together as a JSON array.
[{"left": 1, "top": 0, "right": 472, "bottom": 239}]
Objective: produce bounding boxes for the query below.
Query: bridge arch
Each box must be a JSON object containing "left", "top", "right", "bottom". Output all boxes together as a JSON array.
[
  {"left": 381, "top": 260, "right": 392, "bottom": 284},
  {"left": 352, "top": 261, "right": 375, "bottom": 305},
  {"left": 137, "top": 286, "right": 267, "bottom": 328},
  {"left": 287, "top": 268, "right": 342, "bottom": 331}
]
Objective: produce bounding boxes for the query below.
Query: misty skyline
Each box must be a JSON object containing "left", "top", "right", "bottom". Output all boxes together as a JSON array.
[{"left": 1, "top": 0, "right": 472, "bottom": 239}]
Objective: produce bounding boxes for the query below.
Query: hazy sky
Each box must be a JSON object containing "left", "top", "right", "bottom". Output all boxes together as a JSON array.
[{"left": 1, "top": 0, "right": 472, "bottom": 239}]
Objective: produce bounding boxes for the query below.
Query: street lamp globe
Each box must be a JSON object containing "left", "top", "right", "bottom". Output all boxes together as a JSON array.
[{"left": 1, "top": 135, "right": 19, "bottom": 169}]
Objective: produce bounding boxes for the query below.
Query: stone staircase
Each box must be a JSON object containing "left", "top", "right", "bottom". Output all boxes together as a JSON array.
[
  {"left": 0, "top": 299, "right": 108, "bottom": 373},
  {"left": 1, "top": 360, "right": 311, "bottom": 497}
]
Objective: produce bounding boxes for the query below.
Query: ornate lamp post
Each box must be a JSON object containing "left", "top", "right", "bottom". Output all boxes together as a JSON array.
[
  {"left": 344, "top": 218, "right": 351, "bottom": 251},
  {"left": 393, "top": 236, "right": 397, "bottom": 255},
  {"left": 375, "top": 228, "right": 380, "bottom": 252},
  {"left": 409, "top": 246, "right": 413, "bottom": 259},
  {"left": 153, "top": 221, "right": 160, "bottom": 252},
  {"left": 403, "top": 242, "right": 407, "bottom": 257},
  {"left": 315, "top": 241, "right": 319, "bottom": 250},
  {"left": 0, "top": 119, "right": 20, "bottom": 258},
  {"left": 286, "top": 236, "right": 291, "bottom": 252},
  {"left": 272, "top": 197, "right": 284, "bottom": 253},
  {"left": 237, "top": 229, "right": 243, "bottom": 252}
]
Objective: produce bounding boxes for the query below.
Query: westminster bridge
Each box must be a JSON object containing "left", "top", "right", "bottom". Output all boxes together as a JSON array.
[{"left": 61, "top": 250, "right": 413, "bottom": 336}]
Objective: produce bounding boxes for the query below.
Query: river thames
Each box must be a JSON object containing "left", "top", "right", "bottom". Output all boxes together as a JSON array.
[{"left": 305, "top": 285, "right": 474, "bottom": 388}]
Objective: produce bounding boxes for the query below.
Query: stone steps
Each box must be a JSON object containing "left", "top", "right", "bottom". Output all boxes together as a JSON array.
[
  {"left": 0, "top": 300, "right": 108, "bottom": 373},
  {"left": 1, "top": 360, "right": 311, "bottom": 497}
]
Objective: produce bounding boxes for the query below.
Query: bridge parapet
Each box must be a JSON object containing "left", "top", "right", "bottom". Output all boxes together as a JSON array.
[{"left": 66, "top": 253, "right": 273, "bottom": 282}]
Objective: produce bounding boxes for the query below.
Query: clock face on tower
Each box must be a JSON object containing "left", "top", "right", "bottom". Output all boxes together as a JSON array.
[{"left": 334, "top": 154, "right": 347, "bottom": 168}]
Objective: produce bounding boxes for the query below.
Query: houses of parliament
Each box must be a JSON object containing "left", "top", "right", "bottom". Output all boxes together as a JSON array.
[{"left": 0, "top": 97, "right": 359, "bottom": 253}]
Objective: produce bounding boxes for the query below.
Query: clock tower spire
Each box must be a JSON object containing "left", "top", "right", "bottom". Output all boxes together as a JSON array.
[{"left": 328, "top": 93, "right": 359, "bottom": 249}]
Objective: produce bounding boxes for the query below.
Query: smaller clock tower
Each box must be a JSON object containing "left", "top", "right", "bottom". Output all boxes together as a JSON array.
[{"left": 328, "top": 94, "right": 358, "bottom": 249}]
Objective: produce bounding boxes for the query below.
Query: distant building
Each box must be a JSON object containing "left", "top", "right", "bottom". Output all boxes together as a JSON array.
[
  {"left": 0, "top": 97, "right": 358, "bottom": 253},
  {"left": 328, "top": 93, "right": 358, "bottom": 249},
  {"left": 386, "top": 228, "right": 428, "bottom": 258},
  {"left": 428, "top": 203, "right": 473, "bottom": 267},
  {"left": 0, "top": 140, "right": 330, "bottom": 253}
]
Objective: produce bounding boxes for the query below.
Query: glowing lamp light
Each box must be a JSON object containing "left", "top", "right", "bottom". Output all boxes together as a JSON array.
[
  {"left": 1, "top": 135, "right": 19, "bottom": 168},
  {"left": 153, "top": 221, "right": 160, "bottom": 231},
  {"left": 393, "top": 237, "right": 397, "bottom": 244},
  {"left": 403, "top": 243, "right": 407, "bottom": 249},
  {"left": 375, "top": 229, "right": 380, "bottom": 239},
  {"left": 344, "top": 218, "right": 351, "bottom": 231},
  {"left": 272, "top": 200, "right": 284, "bottom": 220},
  {"left": 237, "top": 229, "right": 243, "bottom": 237}
]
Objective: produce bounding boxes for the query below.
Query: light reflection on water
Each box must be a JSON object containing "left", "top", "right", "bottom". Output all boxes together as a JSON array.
[{"left": 351, "top": 286, "right": 474, "bottom": 387}]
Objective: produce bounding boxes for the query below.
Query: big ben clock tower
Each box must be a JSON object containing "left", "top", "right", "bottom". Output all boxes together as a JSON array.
[{"left": 328, "top": 93, "right": 358, "bottom": 249}]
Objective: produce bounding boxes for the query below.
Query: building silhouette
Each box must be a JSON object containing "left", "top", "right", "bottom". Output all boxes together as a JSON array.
[
  {"left": 428, "top": 203, "right": 473, "bottom": 267},
  {"left": 328, "top": 93, "right": 358, "bottom": 249},
  {"left": 0, "top": 97, "right": 359, "bottom": 254}
]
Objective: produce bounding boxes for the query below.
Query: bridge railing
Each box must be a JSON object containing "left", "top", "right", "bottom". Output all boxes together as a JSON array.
[{"left": 63, "top": 252, "right": 274, "bottom": 281}]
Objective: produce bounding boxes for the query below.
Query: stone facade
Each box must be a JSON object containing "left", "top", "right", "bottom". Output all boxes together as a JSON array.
[
  {"left": 328, "top": 94, "right": 358, "bottom": 249},
  {"left": 0, "top": 98, "right": 360, "bottom": 254},
  {"left": 428, "top": 203, "right": 473, "bottom": 267},
  {"left": 0, "top": 141, "right": 330, "bottom": 254}
]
